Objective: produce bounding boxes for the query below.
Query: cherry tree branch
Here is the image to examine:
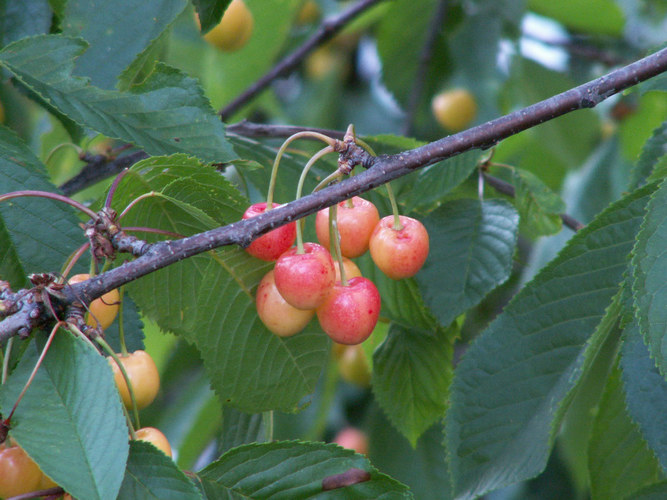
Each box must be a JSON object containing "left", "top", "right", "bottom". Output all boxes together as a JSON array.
[
  {"left": 218, "top": 0, "right": 385, "bottom": 120},
  {"left": 4, "top": 46, "right": 667, "bottom": 342}
]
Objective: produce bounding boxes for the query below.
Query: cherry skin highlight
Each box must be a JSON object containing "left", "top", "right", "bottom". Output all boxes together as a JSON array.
[
  {"left": 274, "top": 242, "right": 335, "bottom": 310},
  {"left": 369, "top": 216, "right": 429, "bottom": 280},
  {"left": 315, "top": 197, "right": 380, "bottom": 258},
  {"left": 256, "top": 270, "right": 315, "bottom": 337},
  {"left": 243, "top": 202, "right": 296, "bottom": 261},
  {"left": 316, "top": 277, "right": 380, "bottom": 345}
]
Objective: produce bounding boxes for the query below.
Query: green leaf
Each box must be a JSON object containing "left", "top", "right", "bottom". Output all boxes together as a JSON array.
[
  {"left": 446, "top": 183, "right": 656, "bottom": 499},
  {"left": 632, "top": 177, "right": 667, "bottom": 378},
  {"left": 118, "top": 440, "right": 202, "bottom": 500},
  {"left": 193, "top": 0, "right": 231, "bottom": 33},
  {"left": 512, "top": 167, "right": 566, "bottom": 238},
  {"left": 0, "top": 0, "right": 51, "bottom": 47},
  {"left": 588, "top": 363, "right": 662, "bottom": 500},
  {"left": 0, "top": 331, "right": 128, "bottom": 500},
  {"left": 0, "top": 126, "right": 85, "bottom": 287},
  {"left": 197, "top": 441, "right": 412, "bottom": 498},
  {"left": 376, "top": 0, "right": 442, "bottom": 107},
  {"left": 220, "top": 406, "right": 266, "bottom": 454},
  {"left": 0, "top": 35, "right": 236, "bottom": 163},
  {"left": 630, "top": 481, "right": 667, "bottom": 500},
  {"left": 620, "top": 320, "right": 667, "bottom": 471},
  {"left": 528, "top": 0, "right": 625, "bottom": 35},
  {"left": 112, "top": 156, "right": 329, "bottom": 413},
  {"left": 62, "top": 0, "right": 188, "bottom": 89},
  {"left": 628, "top": 121, "right": 667, "bottom": 190},
  {"left": 416, "top": 199, "right": 519, "bottom": 328},
  {"left": 372, "top": 323, "right": 457, "bottom": 447},
  {"left": 0, "top": 213, "right": 26, "bottom": 288},
  {"left": 404, "top": 151, "right": 482, "bottom": 212}
]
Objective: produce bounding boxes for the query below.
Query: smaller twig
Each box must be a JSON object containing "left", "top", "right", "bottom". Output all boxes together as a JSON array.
[
  {"left": 482, "top": 172, "right": 584, "bottom": 232},
  {"left": 402, "top": 0, "right": 448, "bottom": 136},
  {"left": 9, "top": 486, "right": 64, "bottom": 500},
  {"left": 219, "top": 0, "right": 384, "bottom": 120},
  {"left": 59, "top": 151, "right": 149, "bottom": 196},
  {"left": 0, "top": 190, "right": 97, "bottom": 220}
]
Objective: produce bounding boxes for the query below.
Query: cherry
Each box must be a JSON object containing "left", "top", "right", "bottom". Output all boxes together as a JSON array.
[
  {"left": 315, "top": 197, "right": 380, "bottom": 258},
  {"left": 338, "top": 344, "right": 371, "bottom": 387},
  {"left": 316, "top": 277, "right": 380, "bottom": 345},
  {"left": 334, "top": 257, "right": 362, "bottom": 283},
  {"left": 135, "top": 427, "right": 172, "bottom": 458},
  {"left": 431, "top": 88, "right": 477, "bottom": 132},
  {"left": 332, "top": 427, "right": 369, "bottom": 456},
  {"left": 369, "top": 216, "right": 429, "bottom": 280},
  {"left": 202, "top": 0, "right": 253, "bottom": 52},
  {"left": 243, "top": 202, "right": 296, "bottom": 261},
  {"left": 256, "top": 270, "right": 315, "bottom": 337},
  {"left": 0, "top": 444, "right": 42, "bottom": 497},
  {"left": 274, "top": 242, "right": 335, "bottom": 310},
  {"left": 109, "top": 350, "right": 160, "bottom": 410},
  {"left": 68, "top": 274, "right": 120, "bottom": 329}
]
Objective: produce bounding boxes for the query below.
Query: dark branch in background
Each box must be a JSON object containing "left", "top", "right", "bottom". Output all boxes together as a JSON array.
[
  {"left": 482, "top": 173, "right": 584, "bottom": 232},
  {"left": 218, "top": 0, "right": 385, "bottom": 121},
  {"left": 402, "top": 0, "right": 448, "bottom": 136},
  {"left": 60, "top": 151, "right": 148, "bottom": 196},
  {"left": 4, "top": 47, "right": 666, "bottom": 342}
]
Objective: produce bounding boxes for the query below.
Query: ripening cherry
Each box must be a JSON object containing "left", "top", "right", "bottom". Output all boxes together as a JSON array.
[
  {"left": 338, "top": 344, "right": 371, "bottom": 387},
  {"left": 135, "top": 427, "right": 172, "bottom": 458},
  {"left": 109, "top": 350, "right": 160, "bottom": 410},
  {"left": 202, "top": 0, "right": 253, "bottom": 52},
  {"left": 332, "top": 427, "right": 369, "bottom": 456},
  {"left": 243, "top": 202, "right": 296, "bottom": 261},
  {"left": 0, "top": 444, "right": 43, "bottom": 497},
  {"left": 256, "top": 270, "right": 314, "bottom": 337},
  {"left": 274, "top": 242, "right": 335, "bottom": 310},
  {"left": 369, "top": 216, "right": 429, "bottom": 280},
  {"left": 316, "top": 277, "right": 380, "bottom": 345},
  {"left": 315, "top": 197, "right": 380, "bottom": 258},
  {"left": 68, "top": 274, "right": 120, "bottom": 329},
  {"left": 431, "top": 88, "right": 477, "bottom": 132}
]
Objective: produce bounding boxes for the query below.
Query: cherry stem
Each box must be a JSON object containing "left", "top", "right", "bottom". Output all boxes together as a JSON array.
[
  {"left": 328, "top": 203, "right": 347, "bottom": 286},
  {"left": 118, "top": 191, "right": 158, "bottom": 221},
  {"left": 313, "top": 170, "right": 343, "bottom": 193},
  {"left": 118, "top": 287, "right": 128, "bottom": 356},
  {"left": 96, "top": 337, "right": 141, "bottom": 430},
  {"left": 295, "top": 146, "right": 335, "bottom": 254},
  {"left": 266, "top": 131, "right": 337, "bottom": 209},
  {"left": 6, "top": 322, "right": 62, "bottom": 424},
  {"left": 384, "top": 183, "right": 403, "bottom": 231},
  {"left": 0, "top": 190, "right": 98, "bottom": 220},
  {"left": 44, "top": 142, "right": 82, "bottom": 165},
  {"left": 60, "top": 242, "right": 91, "bottom": 280},
  {"left": 1, "top": 337, "right": 13, "bottom": 385},
  {"left": 105, "top": 168, "right": 131, "bottom": 209},
  {"left": 263, "top": 411, "right": 274, "bottom": 442}
]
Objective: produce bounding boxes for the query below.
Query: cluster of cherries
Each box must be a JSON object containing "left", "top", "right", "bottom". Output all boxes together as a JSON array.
[
  {"left": 0, "top": 275, "right": 170, "bottom": 498},
  {"left": 246, "top": 194, "right": 429, "bottom": 346}
]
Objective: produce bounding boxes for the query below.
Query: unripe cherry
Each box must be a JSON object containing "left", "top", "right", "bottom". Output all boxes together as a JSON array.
[
  {"left": 68, "top": 274, "right": 120, "bottom": 329},
  {"left": 256, "top": 270, "right": 314, "bottom": 337},
  {"left": 135, "top": 427, "right": 172, "bottom": 458},
  {"left": 243, "top": 202, "right": 296, "bottom": 261},
  {"left": 274, "top": 242, "right": 335, "bottom": 310},
  {"left": 369, "top": 216, "right": 429, "bottom": 280},
  {"left": 109, "top": 350, "right": 160, "bottom": 410},
  {"left": 0, "top": 445, "right": 42, "bottom": 497},
  {"left": 334, "top": 257, "right": 362, "bottom": 282}
]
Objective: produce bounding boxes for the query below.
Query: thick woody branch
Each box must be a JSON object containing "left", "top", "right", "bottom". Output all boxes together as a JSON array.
[
  {"left": 218, "top": 0, "right": 385, "bottom": 120},
  {"left": 3, "top": 46, "right": 667, "bottom": 341}
]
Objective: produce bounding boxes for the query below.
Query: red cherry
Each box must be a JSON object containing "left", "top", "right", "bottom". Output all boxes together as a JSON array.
[
  {"left": 315, "top": 197, "right": 380, "bottom": 258},
  {"left": 256, "top": 270, "right": 315, "bottom": 337},
  {"left": 316, "top": 277, "right": 380, "bottom": 345},
  {"left": 369, "top": 216, "right": 429, "bottom": 279},
  {"left": 274, "top": 242, "right": 335, "bottom": 310},
  {"left": 243, "top": 202, "right": 296, "bottom": 261}
]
